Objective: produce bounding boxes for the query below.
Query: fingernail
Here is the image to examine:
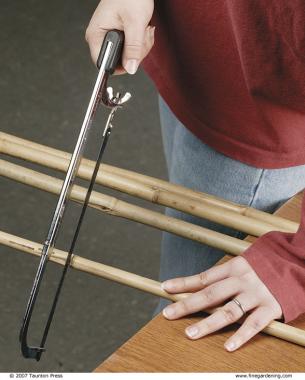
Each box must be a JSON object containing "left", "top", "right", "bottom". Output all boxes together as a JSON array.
[
  {"left": 225, "top": 341, "right": 236, "bottom": 351},
  {"left": 125, "top": 59, "right": 138, "bottom": 75},
  {"left": 163, "top": 307, "right": 175, "bottom": 319},
  {"left": 161, "top": 281, "right": 169, "bottom": 291},
  {"left": 186, "top": 326, "right": 199, "bottom": 338}
]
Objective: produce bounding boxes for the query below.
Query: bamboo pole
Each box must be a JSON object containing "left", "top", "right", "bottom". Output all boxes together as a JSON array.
[
  {"left": 0, "top": 132, "right": 297, "bottom": 234},
  {"left": 0, "top": 159, "right": 249, "bottom": 256},
  {"left": 1, "top": 229, "right": 304, "bottom": 348},
  {"left": 0, "top": 230, "right": 171, "bottom": 301}
]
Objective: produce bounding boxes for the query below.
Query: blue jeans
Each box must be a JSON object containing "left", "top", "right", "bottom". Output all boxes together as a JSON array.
[{"left": 155, "top": 96, "right": 305, "bottom": 314}]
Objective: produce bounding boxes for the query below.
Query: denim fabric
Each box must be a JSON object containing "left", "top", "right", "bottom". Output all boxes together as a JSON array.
[{"left": 155, "top": 96, "right": 305, "bottom": 314}]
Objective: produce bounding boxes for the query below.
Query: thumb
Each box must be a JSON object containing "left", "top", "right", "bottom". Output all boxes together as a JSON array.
[{"left": 122, "top": 22, "right": 147, "bottom": 74}]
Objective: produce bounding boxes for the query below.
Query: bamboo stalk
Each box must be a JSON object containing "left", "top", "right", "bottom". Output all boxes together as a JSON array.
[
  {"left": 0, "top": 132, "right": 297, "bottom": 233},
  {"left": 0, "top": 158, "right": 250, "bottom": 256},
  {"left": 1, "top": 229, "right": 304, "bottom": 348}
]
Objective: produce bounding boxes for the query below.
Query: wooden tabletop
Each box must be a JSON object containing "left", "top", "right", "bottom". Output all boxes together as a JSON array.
[{"left": 95, "top": 192, "right": 305, "bottom": 372}]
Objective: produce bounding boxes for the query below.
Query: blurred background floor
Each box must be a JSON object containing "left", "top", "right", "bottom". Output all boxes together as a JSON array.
[{"left": 0, "top": 0, "right": 167, "bottom": 372}]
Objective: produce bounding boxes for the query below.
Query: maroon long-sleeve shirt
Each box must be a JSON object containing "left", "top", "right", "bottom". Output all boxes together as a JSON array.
[{"left": 143, "top": 0, "right": 305, "bottom": 322}]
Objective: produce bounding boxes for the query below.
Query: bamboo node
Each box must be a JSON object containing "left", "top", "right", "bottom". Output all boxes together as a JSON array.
[
  {"left": 96, "top": 197, "right": 119, "bottom": 215},
  {"left": 151, "top": 188, "right": 161, "bottom": 204}
]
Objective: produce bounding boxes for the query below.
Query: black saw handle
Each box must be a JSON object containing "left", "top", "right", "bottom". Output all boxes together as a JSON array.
[{"left": 97, "top": 29, "right": 124, "bottom": 74}]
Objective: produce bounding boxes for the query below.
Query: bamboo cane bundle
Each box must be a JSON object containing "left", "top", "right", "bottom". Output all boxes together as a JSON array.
[
  {"left": 0, "top": 229, "right": 304, "bottom": 348},
  {"left": 0, "top": 138, "right": 278, "bottom": 237},
  {"left": 0, "top": 132, "right": 297, "bottom": 234}
]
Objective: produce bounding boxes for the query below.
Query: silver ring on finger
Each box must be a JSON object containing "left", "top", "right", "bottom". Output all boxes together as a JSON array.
[{"left": 232, "top": 298, "right": 246, "bottom": 316}]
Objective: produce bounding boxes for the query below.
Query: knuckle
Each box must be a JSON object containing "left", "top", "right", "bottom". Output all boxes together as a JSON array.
[
  {"left": 202, "top": 319, "right": 211, "bottom": 330},
  {"left": 171, "top": 278, "right": 184, "bottom": 292},
  {"left": 240, "top": 272, "right": 255, "bottom": 286},
  {"left": 179, "top": 300, "right": 189, "bottom": 314},
  {"left": 124, "top": 43, "right": 143, "bottom": 58},
  {"left": 248, "top": 319, "right": 262, "bottom": 332},
  {"left": 221, "top": 307, "right": 238, "bottom": 324},
  {"left": 125, "top": 39, "right": 143, "bottom": 48},
  {"left": 229, "top": 256, "right": 248, "bottom": 275},
  {"left": 203, "top": 287, "right": 215, "bottom": 303},
  {"left": 199, "top": 271, "right": 208, "bottom": 286},
  {"left": 181, "top": 277, "right": 187, "bottom": 289}
]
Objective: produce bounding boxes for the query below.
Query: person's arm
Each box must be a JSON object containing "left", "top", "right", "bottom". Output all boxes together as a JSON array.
[
  {"left": 161, "top": 195, "right": 305, "bottom": 351},
  {"left": 242, "top": 195, "right": 305, "bottom": 323},
  {"left": 85, "top": 0, "right": 154, "bottom": 74}
]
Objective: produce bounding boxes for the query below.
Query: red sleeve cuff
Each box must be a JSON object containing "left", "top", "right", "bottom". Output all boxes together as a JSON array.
[{"left": 242, "top": 230, "right": 305, "bottom": 323}]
